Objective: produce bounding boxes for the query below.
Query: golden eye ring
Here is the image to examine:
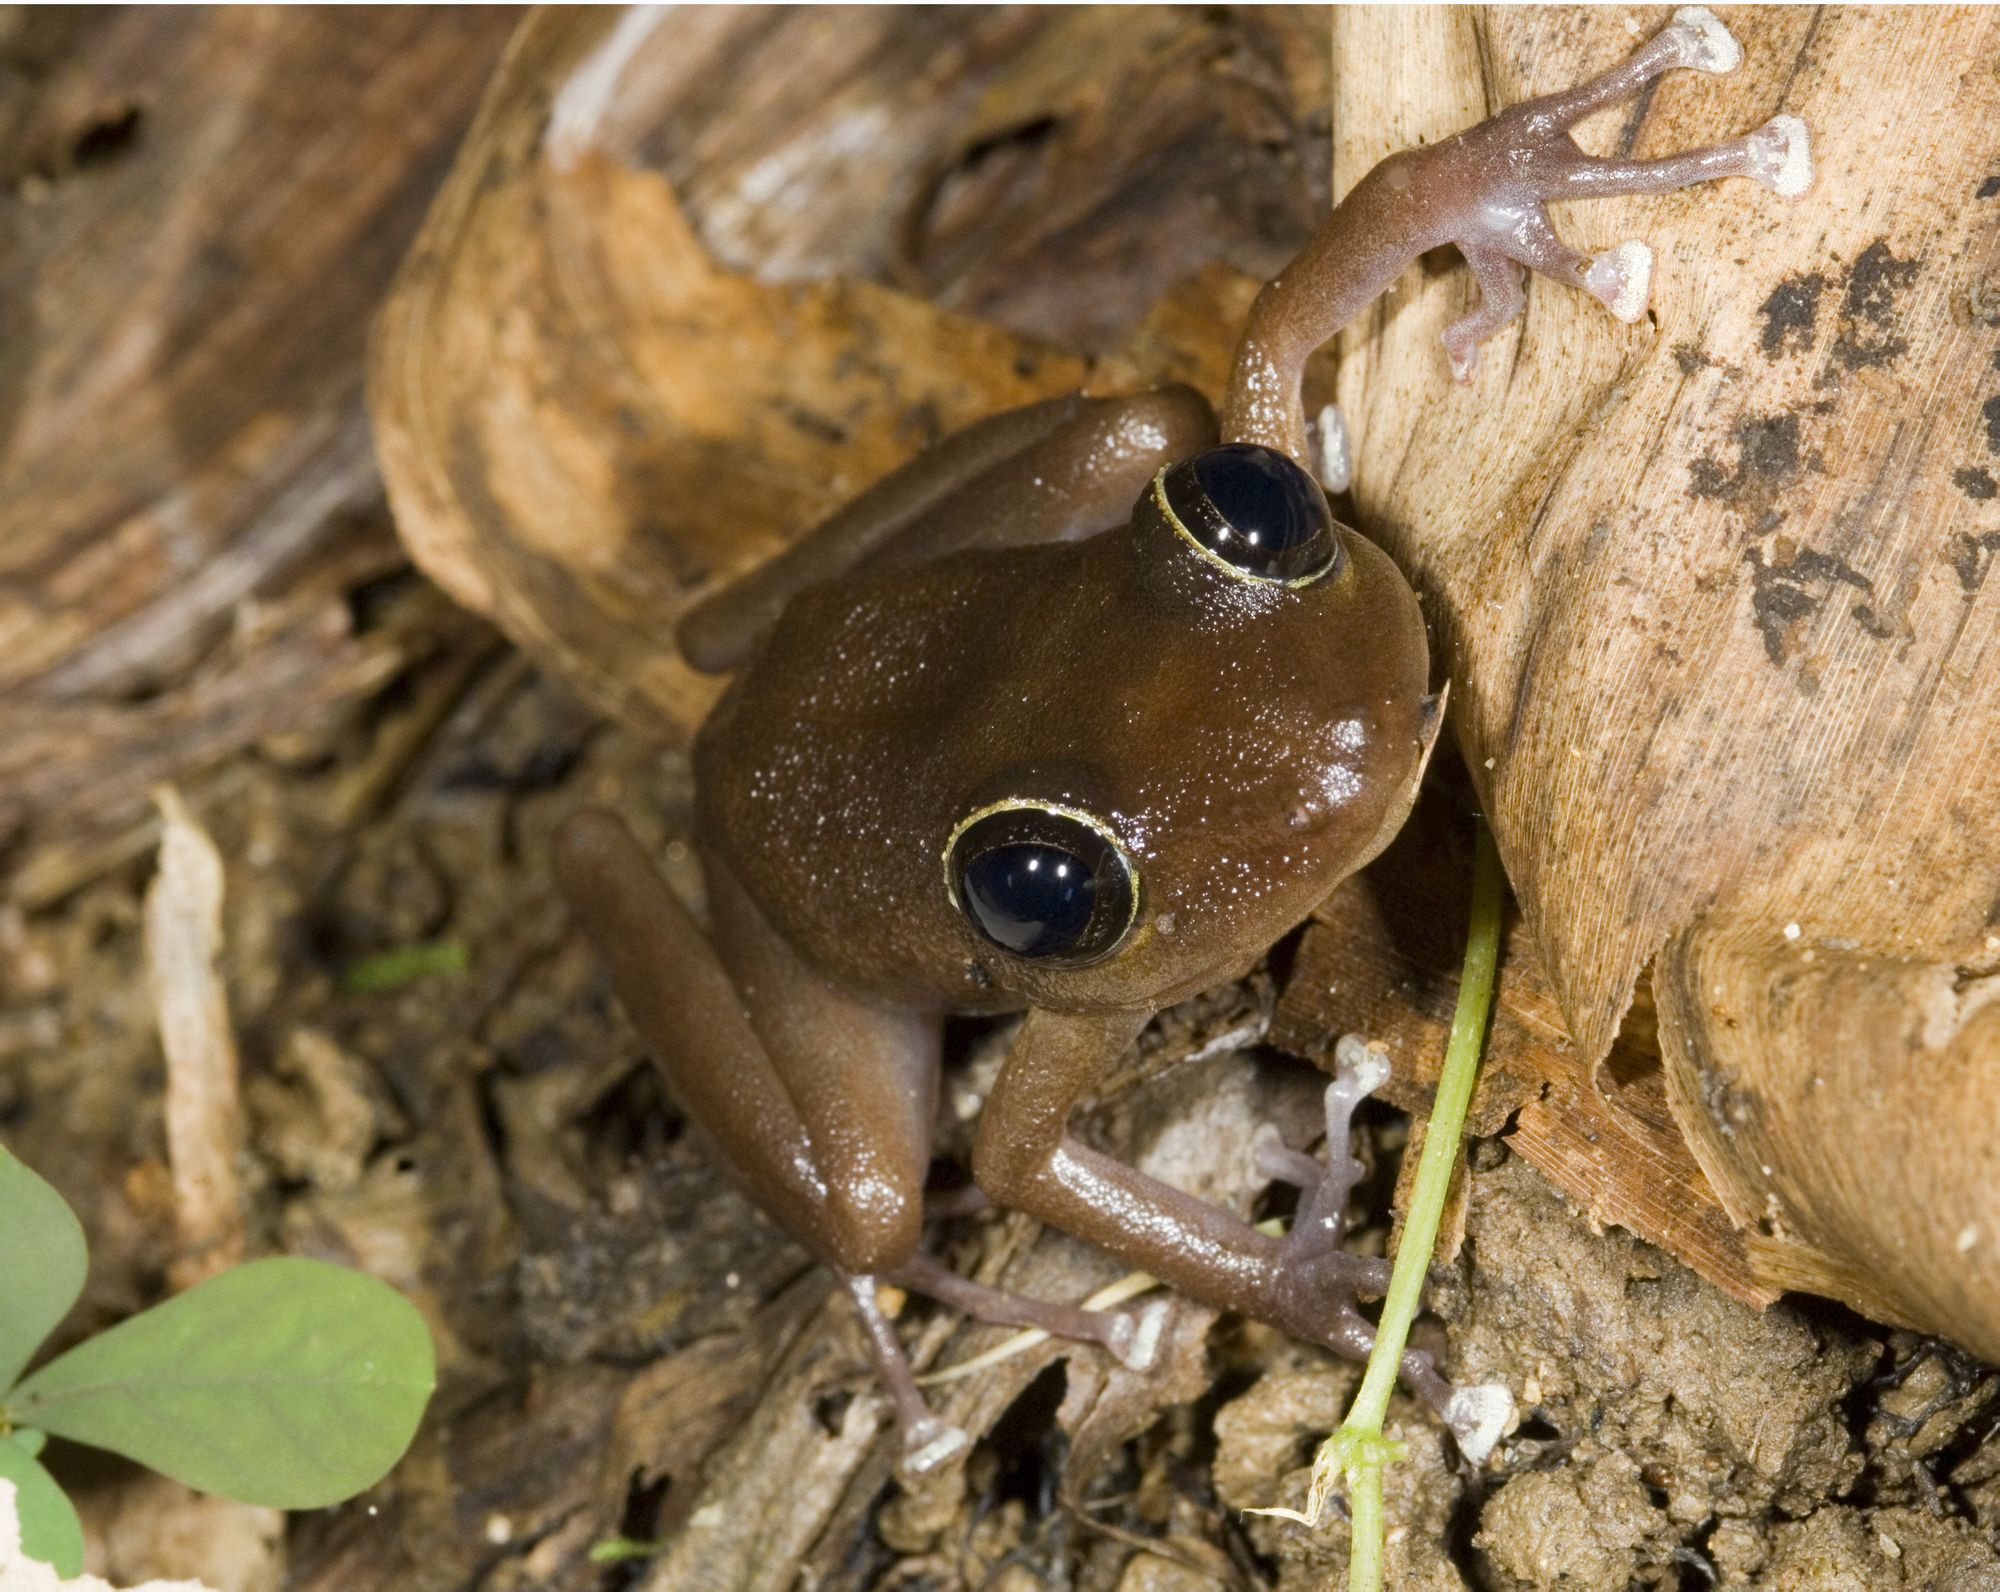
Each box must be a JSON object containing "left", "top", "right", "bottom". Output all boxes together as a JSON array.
[{"left": 1152, "top": 444, "right": 1343, "bottom": 588}]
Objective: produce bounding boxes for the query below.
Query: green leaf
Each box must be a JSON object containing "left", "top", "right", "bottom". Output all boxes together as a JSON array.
[
  {"left": 6, "top": 1429, "right": 44, "bottom": 1459},
  {"left": 0, "top": 1434, "right": 84, "bottom": 1576},
  {"left": 0, "top": 1148, "right": 88, "bottom": 1393},
  {"left": 588, "top": 1536, "right": 661, "bottom": 1564},
  {"left": 339, "top": 940, "right": 468, "bottom": 994},
  {"left": 8, "top": 1257, "right": 435, "bottom": 1510}
]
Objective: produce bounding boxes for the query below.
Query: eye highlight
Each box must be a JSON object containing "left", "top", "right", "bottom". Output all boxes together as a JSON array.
[
  {"left": 1156, "top": 443, "right": 1341, "bottom": 585},
  {"left": 944, "top": 801, "right": 1139, "bottom": 966}
]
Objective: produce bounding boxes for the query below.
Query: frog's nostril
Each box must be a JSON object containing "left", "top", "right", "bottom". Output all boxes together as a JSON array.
[{"left": 1157, "top": 444, "right": 1342, "bottom": 586}]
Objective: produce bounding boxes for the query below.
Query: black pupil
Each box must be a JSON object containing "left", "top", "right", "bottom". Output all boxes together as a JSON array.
[
  {"left": 1166, "top": 443, "right": 1336, "bottom": 582},
  {"left": 951, "top": 808, "right": 1135, "bottom": 964},
  {"left": 960, "top": 841, "right": 1097, "bottom": 958}
]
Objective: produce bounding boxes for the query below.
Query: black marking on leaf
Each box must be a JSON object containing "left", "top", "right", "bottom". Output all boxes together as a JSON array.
[
  {"left": 1758, "top": 273, "right": 1825, "bottom": 359},
  {"left": 1743, "top": 543, "right": 1871, "bottom": 664}
]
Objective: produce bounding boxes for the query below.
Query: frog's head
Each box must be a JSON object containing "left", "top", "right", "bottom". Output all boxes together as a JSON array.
[{"left": 936, "top": 444, "right": 1438, "bottom": 1011}]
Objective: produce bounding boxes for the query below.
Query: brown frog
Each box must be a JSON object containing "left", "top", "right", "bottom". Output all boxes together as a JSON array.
[{"left": 555, "top": 8, "right": 1810, "bottom": 1472}]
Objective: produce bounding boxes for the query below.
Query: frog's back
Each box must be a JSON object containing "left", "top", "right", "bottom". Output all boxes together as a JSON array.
[{"left": 695, "top": 539, "right": 1091, "bottom": 1007}]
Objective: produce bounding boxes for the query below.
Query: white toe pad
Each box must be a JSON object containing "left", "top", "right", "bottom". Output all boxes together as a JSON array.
[
  {"left": 1586, "top": 241, "right": 1654, "bottom": 324},
  {"left": 1747, "top": 114, "right": 1813, "bottom": 198},
  {"left": 902, "top": 1419, "right": 971, "bottom": 1474},
  {"left": 1334, "top": 1033, "right": 1392, "bottom": 1097},
  {"left": 1443, "top": 1383, "right": 1516, "bottom": 1465},
  {"left": 1118, "top": 1298, "right": 1173, "bottom": 1373},
  {"left": 1669, "top": 6, "right": 1742, "bottom": 74}
]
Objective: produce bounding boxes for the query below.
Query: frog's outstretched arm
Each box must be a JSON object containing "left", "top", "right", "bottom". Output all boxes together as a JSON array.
[{"left": 1222, "top": 6, "right": 1811, "bottom": 460}]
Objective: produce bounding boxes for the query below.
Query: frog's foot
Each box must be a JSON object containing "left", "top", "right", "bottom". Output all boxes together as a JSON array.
[
  {"left": 897, "top": 1250, "right": 1172, "bottom": 1373},
  {"left": 846, "top": 1273, "right": 970, "bottom": 1474},
  {"left": 1441, "top": 6, "right": 1812, "bottom": 381},
  {"left": 1256, "top": 1036, "right": 1516, "bottom": 1463},
  {"left": 1257, "top": 1034, "right": 1392, "bottom": 1278},
  {"left": 1255, "top": 1034, "right": 1396, "bottom": 1351}
]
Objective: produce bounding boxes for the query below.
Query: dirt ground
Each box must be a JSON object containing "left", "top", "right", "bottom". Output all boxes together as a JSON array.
[{"left": 5, "top": 589, "right": 1998, "bottom": 1591}]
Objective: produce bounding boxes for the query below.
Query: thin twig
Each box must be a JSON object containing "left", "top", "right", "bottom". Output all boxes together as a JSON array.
[{"left": 143, "top": 787, "right": 246, "bottom": 1289}]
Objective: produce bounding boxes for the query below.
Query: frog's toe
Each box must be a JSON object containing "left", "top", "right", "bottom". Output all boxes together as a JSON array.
[
  {"left": 1441, "top": 246, "right": 1529, "bottom": 384},
  {"left": 901, "top": 1417, "right": 971, "bottom": 1475},
  {"left": 1745, "top": 114, "right": 1813, "bottom": 199},
  {"left": 1107, "top": 1297, "right": 1174, "bottom": 1373},
  {"left": 1583, "top": 241, "right": 1654, "bottom": 325},
  {"left": 1664, "top": 5, "right": 1742, "bottom": 74},
  {"left": 1330, "top": 1033, "right": 1392, "bottom": 1103},
  {"left": 1252, "top": 1128, "right": 1325, "bottom": 1191},
  {"left": 1443, "top": 1382, "right": 1517, "bottom": 1465}
]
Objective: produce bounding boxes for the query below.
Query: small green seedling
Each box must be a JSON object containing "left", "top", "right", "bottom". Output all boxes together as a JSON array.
[{"left": 0, "top": 1148, "right": 435, "bottom": 1575}]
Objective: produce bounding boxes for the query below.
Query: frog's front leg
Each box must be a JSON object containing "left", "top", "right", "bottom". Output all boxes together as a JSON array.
[
  {"left": 972, "top": 1009, "right": 1505, "bottom": 1456},
  {"left": 553, "top": 812, "right": 1165, "bottom": 1472},
  {"left": 1223, "top": 6, "right": 1811, "bottom": 457}
]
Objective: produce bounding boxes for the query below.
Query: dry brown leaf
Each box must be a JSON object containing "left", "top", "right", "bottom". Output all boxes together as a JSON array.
[{"left": 368, "top": 8, "right": 1338, "bottom": 742}]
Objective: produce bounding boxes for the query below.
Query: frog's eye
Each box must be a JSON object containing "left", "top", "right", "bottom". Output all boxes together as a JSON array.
[
  {"left": 1156, "top": 443, "right": 1342, "bottom": 585},
  {"left": 945, "top": 802, "right": 1139, "bottom": 966}
]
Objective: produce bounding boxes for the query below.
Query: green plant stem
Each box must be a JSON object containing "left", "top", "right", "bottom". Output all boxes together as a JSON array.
[
  {"left": 1310, "top": 818, "right": 1505, "bottom": 1592},
  {"left": 1347, "top": 1460, "right": 1385, "bottom": 1588},
  {"left": 1347, "top": 819, "right": 1502, "bottom": 1436}
]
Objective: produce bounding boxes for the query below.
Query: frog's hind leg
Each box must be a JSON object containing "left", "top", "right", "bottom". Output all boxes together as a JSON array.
[
  {"left": 554, "top": 809, "right": 964, "bottom": 1471},
  {"left": 555, "top": 810, "right": 1175, "bottom": 1470},
  {"left": 702, "top": 850, "right": 1180, "bottom": 1380}
]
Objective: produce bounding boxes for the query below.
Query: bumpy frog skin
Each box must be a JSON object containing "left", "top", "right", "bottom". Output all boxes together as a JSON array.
[{"left": 556, "top": 10, "right": 1810, "bottom": 1473}]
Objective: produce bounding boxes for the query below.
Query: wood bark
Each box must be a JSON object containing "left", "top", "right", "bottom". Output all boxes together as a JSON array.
[
  {"left": 0, "top": 9, "right": 514, "bottom": 894},
  {"left": 1326, "top": 8, "right": 2000, "bottom": 1353}
]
